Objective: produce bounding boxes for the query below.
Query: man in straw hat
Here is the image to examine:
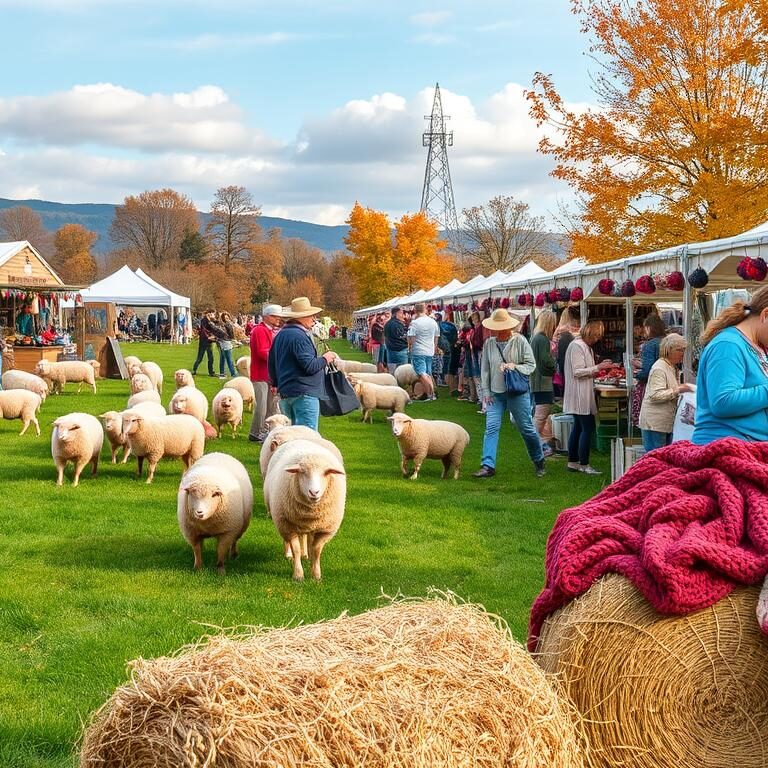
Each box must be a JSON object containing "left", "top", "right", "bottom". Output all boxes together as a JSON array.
[
  {"left": 268, "top": 297, "right": 338, "bottom": 431},
  {"left": 472, "top": 307, "right": 547, "bottom": 478},
  {"left": 248, "top": 303, "right": 284, "bottom": 443}
]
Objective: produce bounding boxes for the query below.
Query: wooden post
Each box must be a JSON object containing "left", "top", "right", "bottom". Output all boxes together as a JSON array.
[{"left": 74, "top": 305, "right": 86, "bottom": 359}]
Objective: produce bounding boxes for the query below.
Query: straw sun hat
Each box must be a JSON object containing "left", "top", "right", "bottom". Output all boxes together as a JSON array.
[
  {"left": 282, "top": 296, "right": 323, "bottom": 318},
  {"left": 482, "top": 308, "right": 520, "bottom": 332}
]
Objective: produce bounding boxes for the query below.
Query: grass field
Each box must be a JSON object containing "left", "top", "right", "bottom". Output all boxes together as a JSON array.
[{"left": 0, "top": 340, "right": 608, "bottom": 767}]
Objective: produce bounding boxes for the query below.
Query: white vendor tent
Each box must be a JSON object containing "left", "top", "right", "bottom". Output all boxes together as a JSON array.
[{"left": 135, "top": 268, "right": 191, "bottom": 310}]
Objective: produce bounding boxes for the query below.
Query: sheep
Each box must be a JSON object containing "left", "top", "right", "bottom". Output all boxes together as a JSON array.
[
  {"left": 335, "top": 359, "right": 377, "bottom": 374},
  {"left": 259, "top": 425, "right": 343, "bottom": 479},
  {"left": 100, "top": 402, "right": 166, "bottom": 463},
  {"left": 35, "top": 359, "right": 96, "bottom": 395},
  {"left": 51, "top": 412, "right": 103, "bottom": 486},
  {"left": 127, "top": 390, "right": 161, "bottom": 408},
  {"left": 387, "top": 412, "right": 470, "bottom": 481},
  {"left": 128, "top": 361, "right": 163, "bottom": 394},
  {"left": 121, "top": 411, "right": 205, "bottom": 484},
  {"left": 265, "top": 413, "right": 291, "bottom": 431},
  {"left": 123, "top": 355, "right": 142, "bottom": 370},
  {"left": 394, "top": 363, "right": 420, "bottom": 393},
  {"left": 174, "top": 369, "right": 195, "bottom": 389},
  {"left": 346, "top": 371, "right": 397, "bottom": 386},
  {"left": 235, "top": 355, "right": 250, "bottom": 377},
  {"left": 86, "top": 359, "right": 101, "bottom": 379},
  {"left": 177, "top": 452, "right": 253, "bottom": 574},
  {"left": 352, "top": 381, "right": 410, "bottom": 424},
  {"left": 130, "top": 372, "right": 154, "bottom": 395},
  {"left": 222, "top": 376, "right": 255, "bottom": 412},
  {"left": 1, "top": 370, "right": 49, "bottom": 401},
  {"left": 263, "top": 439, "right": 346, "bottom": 581},
  {"left": 168, "top": 386, "right": 209, "bottom": 423},
  {"left": 0, "top": 390, "right": 41, "bottom": 436},
  {"left": 212, "top": 388, "right": 244, "bottom": 438}
]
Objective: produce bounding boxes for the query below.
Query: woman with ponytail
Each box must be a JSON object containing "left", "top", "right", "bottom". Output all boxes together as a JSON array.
[{"left": 693, "top": 285, "right": 768, "bottom": 444}]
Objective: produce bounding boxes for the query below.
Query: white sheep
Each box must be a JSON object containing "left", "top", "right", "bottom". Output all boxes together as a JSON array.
[
  {"left": 35, "top": 359, "right": 96, "bottom": 395},
  {"left": 347, "top": 371, "right": 397, "bottom": 386},
  {"left": 335, "top": 359, "right": 377, "bottom": 374},
  {"left": 130, "top": 372, "right": 154, "bottom": 395},
  {"left": 121, "top": 411, "right": 205, "bottom": 484},
  {"left": 212, "top": 388, "right": 243, "bottom": 438},
  {"left": 123, "top": 355, "right": 142, "bottom": 370},
  {"left": 264, "top": 439, "right": 346, "bottom": 582},
  {"left": 265, "top": 413, "right": 291, "bottom": 431},
  {"left": 177, "top": 452, "right": 253, "bottom": 574},
  {"left": 222, "top": 376, "right": 255, "bottom": 412},
  {"left": 168, "top": 386, "right": 209, "bottom": 423},
  {"left": 127, "top": 390, "right": 161, "bottom": 408},
  {"left": 1, "top": 370, "right": 49, "bottom": 401},
  {"left": 100, "top": 402, "right": 166, "bottom": 463},
  {"left": 352, "top": 381, "right": 410, "bottom": 423},
  {"left": 0, "top": 390, "right": 42, "bottom": 435},
  {"left": 259, "top": 424, "right": 343, "bottom": 478},
  {"left": 235, "top": 355, "right": 250, "bottom": 377},
  {"left": 128, "top": 361, "right": 163, "bottom": 394},
  {"left": 86, "top": 359, "right": 101, "bottom": 379},
  {"left": 387, "top": 412, "right": 470, "bottom": 481},
  {"left": 394, "top": 363, "right": 420, "bottom": 393},
  {"left": 51, "top": 412, "right": 104, "bottom": 486},
  {"left": 174, "top": 369, "right": 195, "bottom": 389}
]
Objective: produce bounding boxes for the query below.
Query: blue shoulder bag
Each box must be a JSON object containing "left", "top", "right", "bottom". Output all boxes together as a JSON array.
[{"left": 497, "top": 341, "right": 529, "bottom": 396}]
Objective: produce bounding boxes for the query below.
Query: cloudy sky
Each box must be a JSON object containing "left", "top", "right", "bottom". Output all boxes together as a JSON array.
[{"left": 0, "top": 0, "right": 592, "bottom": 227}]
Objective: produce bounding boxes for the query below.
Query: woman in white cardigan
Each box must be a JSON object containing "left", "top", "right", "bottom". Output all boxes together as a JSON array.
[
  {"left": 563, "top": 320, "right": 613, "bottom": 475},
  {"left": 639, "top": 333, "right": 693, "bottom": 451}
]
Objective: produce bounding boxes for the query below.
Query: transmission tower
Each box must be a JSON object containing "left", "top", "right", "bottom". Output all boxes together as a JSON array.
[{"left": 420, "top": 82, "right": 460, "bottom": 248}]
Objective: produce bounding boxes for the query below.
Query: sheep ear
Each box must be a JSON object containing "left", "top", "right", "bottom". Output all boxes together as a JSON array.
[
  {"left": 284, "top": 465, "right": 302, "bottom": 474},
  {"left": 98, "top": 413, "right": 108, "bottom": 418},
  {"left": 386, "top": 415, "right": 395, "bottom": 421},
  {"left": 324, "top": 468, "right": 345, "bottom": 476}
]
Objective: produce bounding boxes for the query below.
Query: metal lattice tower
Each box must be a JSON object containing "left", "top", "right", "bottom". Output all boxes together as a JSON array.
[{"left": 420, "top": 82, "right": 460, "bottom": 247}]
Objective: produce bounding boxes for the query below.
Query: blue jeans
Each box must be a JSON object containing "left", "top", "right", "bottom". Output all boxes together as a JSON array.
[
  {"left": 280, "top": 395, "right": 320, "bottom": 431},
  {"left": 192, "top": 342, "right": 214, "bottom": 375},
  {"left": 219, "top": 347, "right": 236, "bottom": 377},
  {"left": 412, "top": 355, "right": 433, "bottom": 376},
  {"left": 386, "top": 348, "right": 408, "bottom": 373},
  {"left": 482, "top": 392, "right": 544, "bottom": 469},
  {"left": 568, "top": 414, "right": 595, "bottom": 466},
  {"left": 641, "top": 429, "right": 671, "bottom": 452}
]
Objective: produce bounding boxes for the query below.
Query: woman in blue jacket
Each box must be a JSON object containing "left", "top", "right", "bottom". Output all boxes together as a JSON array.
[{"left": 693, "top": 285, "right": 768, "bottom": 445}]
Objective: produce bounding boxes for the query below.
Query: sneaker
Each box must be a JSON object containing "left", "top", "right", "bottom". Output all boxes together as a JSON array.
[
  {"left": 248, "top": 435, "right": 260, "bottom": 443},
  {"left": 567, "top": 462, "right": 581, "bottom": 472},
  {"left": 579, "top": 465, "right": 602, "bottom": 475},
  {"left": 191, "top": 370, "right": 198, "bottom": 376},
  {"left": 535, "top": 461, "right": 546, "bottom": 478},
  {"left": 425, "top": 395, "right": 437, "bottom": 402},
  {"left": 472, "top": 466, "right": 496, "bottom": 478},
  {"left": 541, "top": 446, "right": 554, "bottom": 459},
  {"left": 218, "top": 375, "right": 226, "bottom": 380}
]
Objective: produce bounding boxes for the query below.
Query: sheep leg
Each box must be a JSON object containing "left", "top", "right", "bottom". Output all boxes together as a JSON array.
[
  {"left": 229, "top": 537, "right": 239, "bottom": 559},
  {"left": 216, "top": 533, "right": 236, "bottom": 574},
  {"left": 121, "top": 446, "right": 132, "bottom": 464},
  {"left": 145, "top": 459, "right": 158, "bottom": 484},
  {"left": 401, "top": 454, "right": 411, "bottom": 477},
  {"left": 310, "top": 532, "right": 333, "bottom": 581},
  {"left": 302, "top": 533, "right": 309, "bottom": 560},
  {"left": 77, "top": 382, "right": 83, "bottom": 394},
  {"left": 19, "top": 418, "right": 30, "bottom": 436},
  {"left": 231, "top": 422, "right": 237, "bottom": 439},
  {"left": 441, "top": 455, "right": 451, "bottom": 479},
  {"left": 72, "top": 459, "right": 89, "bottom": 487},
  {"left": 91, "top": 455, "right": 99, "bottom": 476},
  {"left": 450, "top": 448, "right": 463, "bottom": 480},
  {"left": 410, "top": 453, "right": 425, "bottom": 481},
  {"left": 137, "top": 455, "right": 144, "bottom": 478},
  {"left": 217, "top": 422, "right": 222, "bottom": 438},
  {"left": 55, "top": 461, "right": 65, "bottom": 487},
  {"left": 192, "top": 538, "right": 204, "bottom": 570},
  {"left": 289, "top": 536, "right": 305, "bottom": 581},
  {"left": 110, "top": 445, "right": 117, "bottom": 463},
  {"left": 33, "top": 416, "right": 40, "bottom": 436},
  {"left": 283, "top": 540, "right": 293, "bottom": 559}
]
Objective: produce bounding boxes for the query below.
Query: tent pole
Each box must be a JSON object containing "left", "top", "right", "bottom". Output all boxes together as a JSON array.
[
  {"left": 681, "top": 246, "right": 694, "bottom": 383},
  {"left": 170, "top": 305, "right": 175, "bottom": 345}
]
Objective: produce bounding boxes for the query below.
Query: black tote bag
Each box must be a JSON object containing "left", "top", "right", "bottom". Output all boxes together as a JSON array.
[{"left": 320, "top": 362, "right": 360, "bottom": 416}]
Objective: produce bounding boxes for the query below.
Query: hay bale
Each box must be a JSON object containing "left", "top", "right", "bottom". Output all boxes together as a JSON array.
[
  {"left": 81, "top": 597, "right": 583, "bottom": 767},
  {"left": 536, "top": 574, "right": 768, "bottom": 768}
]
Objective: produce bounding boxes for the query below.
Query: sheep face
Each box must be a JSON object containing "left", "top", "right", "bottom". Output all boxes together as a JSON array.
[
  {"left": 35, "top": 360, "right": 51, "bottom": 376},
  {"left": 182, "top": 482, "right": 223, "bottom": 521},
  {"left": 388, "top": 413, "right": 413, "bottom": 437},
  {"left": 128, "top": 363, "right": 142, "bottom": 378},
  {"left": 265, "top": 414, "right": 290, "bottom": 431},
  {"left": 131, "top": 373, "right": 153, "bottom": 394},
  {"left": 217, "top": 394, "right": 235, "bottom": 413},
  {"left": 53, "top": 418, "right": 82, "bottom": 442},
  {"left": 100, "top": 411, "right": 122, "bottom": 435},
  {"left": 285, "top": 460, "right": 345, "bottom": 503},
  {"left": 171, "top": 395, "right": 188, "bottom": 414},
  {"left": 121, "top": 412, "right": 144, "bottom": 437}
]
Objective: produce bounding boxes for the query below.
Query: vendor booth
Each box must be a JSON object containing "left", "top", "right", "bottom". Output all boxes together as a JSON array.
[{"left": 0, "top": 240, "right": 83, "bottom": 373}]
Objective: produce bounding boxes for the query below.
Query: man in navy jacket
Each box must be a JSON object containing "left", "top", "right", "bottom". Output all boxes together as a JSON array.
[{"left": 268, "top": 297, "right": 337, "bottom": 431}]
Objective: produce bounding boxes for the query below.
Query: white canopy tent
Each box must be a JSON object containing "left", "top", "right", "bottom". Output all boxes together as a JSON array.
[{"left": 135, "top": 268, "right": 191, "bottom": 309}]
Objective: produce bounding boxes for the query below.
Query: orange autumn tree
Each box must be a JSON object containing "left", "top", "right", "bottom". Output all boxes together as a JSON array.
[
  {"left": 527, "top": 0, "right": 768, "bottom": 263},
  {"left": 393, "top": 211, "right": 453, "bottom": 293},
  {"left": 53, "top": 223, "right": 98, "bottom": 283}
]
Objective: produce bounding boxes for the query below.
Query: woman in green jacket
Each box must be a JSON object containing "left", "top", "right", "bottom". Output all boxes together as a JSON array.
[{"left": 530, "top": 310, "right": 557, "bottom": 457}]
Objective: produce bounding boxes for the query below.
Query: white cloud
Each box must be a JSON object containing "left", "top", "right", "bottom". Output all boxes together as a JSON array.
[
  {"left": 410, "top": 32, "right": 455, "bottom": 46},
  {"left": 475, "top": 20, "right": 519, "bottom": 33},
  {"left": 409, "top": 10, "right": 452, "bottom": 26},
  {"left": 162, "top": 31, "right": 305, "bottom": 52}
]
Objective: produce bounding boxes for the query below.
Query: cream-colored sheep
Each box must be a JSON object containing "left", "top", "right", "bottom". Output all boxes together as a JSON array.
[
  {"left": 263, "top": 439, "right": 346, "bottom": 581},
  {"left": 101, "top": 402, "right": 166, "bottom": 463},
  {"left": 86, "top": 359, "right": 101, "bottom": 379},
  {"left": 123, "top": 355, "right": 142, "bottom": 370},
  {"left": 0, "top": 390, "right": 41, "bottom": 435},
  {"left": 51, "top": 412, "right": 104, "bottom": 486},
  {"left": 259, "top": 425, "right": 343, "bottom": 478},
  {"left": 235, "top": 355, "right": 250, "bottom": 377},
  {"left": 335, "top": 359, "right": 377, "bottom": 374},
  {"left": 1, "top": 370, "right": 48, "bottom": 401},
  {"left": 35, "top": 359, "right": 96, "bottom": 395},
  {"left": 212, "top": 388, "right": 243, "bottom": 438},
  {"left": 168, "top": 386, "right": 209, "bottom": 423},
  {"left": 121, "top": 411, "right": 205, "bottom": 484},
  {"left": 128, "top": 361, "right": 163, "bottom": 394},
  {"left": 130, "top": 372, "right": 154, "bottom": 395},
  {"left": 347, "top": 371, "right": 397, "bottom": 386},
  {"left": 352, "top": 381, "right": 410, "bottom": 423},
  {"left": 177, "top": 452, "right": 253, "bottom": 574},
  {"left": 127, "top": 390, "right": 161, "bottom": 408},
  {"left": 394, "top": 363, "right": 420, "bottom": 393},
  {"left": 222, "top": 376, "right": 255, "bottom": 412},
  {"left": 174, "top": 369, "right": 194, "bottom": 389},
  {"left": 265, "top": 413, "right": 291, "bottom": 431},
  {"left": 388, "top": 412, "right": 470, "bottom": 481}
]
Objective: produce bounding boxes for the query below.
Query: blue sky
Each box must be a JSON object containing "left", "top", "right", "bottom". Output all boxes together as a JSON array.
[{"left": 0, "top": 0, "right": 593, "bottom": 226}]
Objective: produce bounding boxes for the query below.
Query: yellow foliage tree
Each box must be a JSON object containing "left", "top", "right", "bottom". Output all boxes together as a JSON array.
[
  {"left": 393, "top": 212, "right": 453, "bottom": 293},
  {"left": 528, "top": 0, "right": 768, "bottom": 263},
  {"left": 287, "top": 275, "right": 325, "bottom": 307},
  {"left": 53, "top": 223, "right": 98, "bottom": 283}
]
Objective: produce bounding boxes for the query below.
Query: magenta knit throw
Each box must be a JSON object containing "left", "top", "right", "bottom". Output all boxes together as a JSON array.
[{"left": 528, "top": 438, "right": 768, "bottom": 651}]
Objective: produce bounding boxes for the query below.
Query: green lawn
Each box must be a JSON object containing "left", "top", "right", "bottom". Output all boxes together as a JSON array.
[{"left": 0, "top": 339, "right": 608, "bottom": 767}]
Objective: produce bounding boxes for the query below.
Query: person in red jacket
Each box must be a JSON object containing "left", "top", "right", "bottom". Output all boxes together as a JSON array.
[{"left": 248, "top": 304, "right": 284, "bottom": 442}]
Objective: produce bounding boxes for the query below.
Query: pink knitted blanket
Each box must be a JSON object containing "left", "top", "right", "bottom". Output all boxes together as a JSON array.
[{"left": 528, "top": 438, "right": 768, "bottom": 651}]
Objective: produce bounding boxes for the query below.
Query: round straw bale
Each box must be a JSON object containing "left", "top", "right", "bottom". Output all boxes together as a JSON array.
[
  {"left": 535, "top": 574, "right": 768, "bottom": 768},
  {"left": 81, "top": 597, "right": 583, "bottom": 768}
]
